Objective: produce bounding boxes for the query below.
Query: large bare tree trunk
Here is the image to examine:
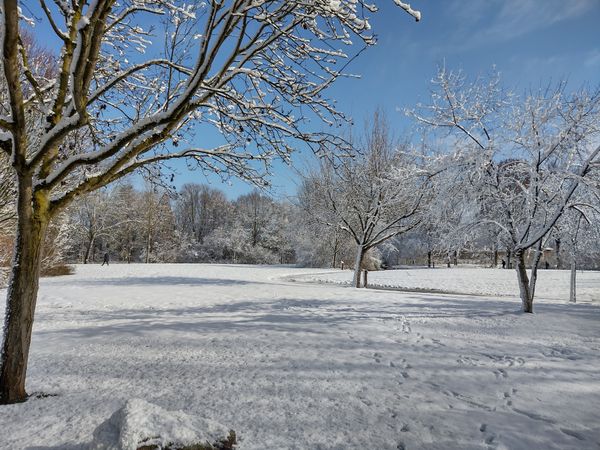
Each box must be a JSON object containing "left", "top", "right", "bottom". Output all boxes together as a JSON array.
[
  {"left": 0, "top": 179, "right": 49, "bottom": 404},
  {"left": 515, "top": 250, "right": 533, "bottom": 313},
  {"left": 353, "top": 244, "right": 366, "bottom": 288}
]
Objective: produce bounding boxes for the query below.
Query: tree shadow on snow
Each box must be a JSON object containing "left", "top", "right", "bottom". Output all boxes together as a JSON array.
[
  {"left": 32, "top": 292, "right": 600, "bottom": 343},
  {"left": 64, "top": 276, "right": 268, "bottom": 287},
  {"left": 26, "top": 445, "right": 86, "bottom": 450}
]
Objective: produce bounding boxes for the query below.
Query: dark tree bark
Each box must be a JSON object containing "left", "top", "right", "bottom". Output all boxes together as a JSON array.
[
  {"left": 515, "top": 250, "right": 533, "bottom": 313},
  {"left": 83, "top": 233, "right": 95, "bottom": 264},
  {"left": 570, "top": 255, "right": 576, "bottom": 303},
  {"left": 0, "top": 179, "right": 49, "bottom": 404}
]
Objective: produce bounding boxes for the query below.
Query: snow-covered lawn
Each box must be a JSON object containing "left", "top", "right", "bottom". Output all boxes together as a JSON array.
[
  {"left": 290, "top": 266, "right": 600, "bottom": 303},
  {"left": 1, "top": 264, "right": 599, "bottom": 449}
]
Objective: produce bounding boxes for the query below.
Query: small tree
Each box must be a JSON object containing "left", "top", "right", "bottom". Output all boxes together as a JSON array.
[
  {"left": 67, "top": 189, "right": 114, "bottom": 263},
  {"left": 307, "top": 111, "right": 425, "bottom": 287},
  {"left": 412, "top": 68, "right": 600, "bottom": 312},
  {"left": 296, "top": 176, "right": 354, "bottom": 268},
  {"left": 556, "top": 198, "right": 600, "bottom": 303}
]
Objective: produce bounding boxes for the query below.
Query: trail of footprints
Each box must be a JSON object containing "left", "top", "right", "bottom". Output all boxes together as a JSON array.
[{"left": 356, "top": 317, "right": 585, "bottom": 448}]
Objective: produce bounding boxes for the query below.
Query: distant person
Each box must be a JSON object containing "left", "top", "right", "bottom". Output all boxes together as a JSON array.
[
  {"left": 545, "top": 261, "right": 550, "bottom": 270},
  {"left": 102, "top": 252, "right": 110, "bottom": 266},
  {"left": 501, "top": 259, "right": 506, "bottom": 269}
]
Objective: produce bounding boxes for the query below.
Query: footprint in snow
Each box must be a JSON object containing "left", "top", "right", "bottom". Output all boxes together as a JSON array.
[
  {"left": 483, "top": 353, "right": 525, "bottom": 367},
  {"left": 503, "top": 391, "right": 513, "bottom": 407},
  {"left": 560, "top": 428, "right": 585, "bottom": 441},
  {"left": 485, "top": 433, "right": 497, "bottom": 445},
  {"left": 394, "top": 315, "right": 411, "bottom": 333},
  {"left": 457, "top": 355, "right": 480, "bottom": 366},
  {"left": 493, "top": 368, "right": 508, "bottom": 379}
]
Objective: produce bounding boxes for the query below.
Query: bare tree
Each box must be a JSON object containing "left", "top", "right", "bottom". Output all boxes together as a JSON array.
[
  {"left": 68, "top": 189, "right": 113, "bottom": 263},
  {"left": 308, "top": 111, "right": 425, "bottom": 287},
  {"left": 555, "top": 193, "right": 600, "bottom": 303},
  {"left": 412, "top": 68, "right": 600, "bottom": 312},
  {"left": 0, "top": 1, "right": 421, "bottom": 403},
  {"left": 139, "top": 187, "right": 178, "bottom": 263},
  {"left": 175, "top": 183, "right": 228, "bottom": 246},
  {"left": 296, "top": 175, "right": 354, "bottom": 268}
]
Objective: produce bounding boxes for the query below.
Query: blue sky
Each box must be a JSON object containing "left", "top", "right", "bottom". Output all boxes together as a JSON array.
[
  {"left": 218, "top": 0, "right": 600, "bottom": 199},
  {"left": 29, "top": 0, "right": 600, "bottom": 200}
]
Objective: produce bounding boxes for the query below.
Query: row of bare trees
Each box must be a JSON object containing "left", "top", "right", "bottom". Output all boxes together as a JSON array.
[
  {"left": 300, "top": 71, "right": 600, "bottom": 313},
  {"left": 61, "top": 184, "right": 295, "bottom": 266}
]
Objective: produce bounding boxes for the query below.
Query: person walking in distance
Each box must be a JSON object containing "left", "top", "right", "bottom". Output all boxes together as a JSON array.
[{"left": 102, "top": 252, "right": 110, "bottom": 266}]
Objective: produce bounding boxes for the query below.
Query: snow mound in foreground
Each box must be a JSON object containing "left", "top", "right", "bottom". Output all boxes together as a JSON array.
[{"left": 90, "top": 398, "right": 232, "bottom": 450}]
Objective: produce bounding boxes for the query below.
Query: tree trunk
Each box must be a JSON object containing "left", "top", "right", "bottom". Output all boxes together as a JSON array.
[
  {"left": 145, "top": 231, "right": 152, "bottom": 264},
  {"left": 0, "top": 181, "right": 49, "bottom": 404},
  {"left": 506, "top": 249, "right": 511, "bottom": 269},
  {"left": 331, "top": 236, "right": 338, "bottom": 269},
  {"left": 515, "top": 250, "right": 533, "bottom": 313},
  {"left": 555, "top": 238, "right": 561, "bottom": 270},
  {"left": 527, "top": 240, "right": 544, "bottom": 301},
  {"left": 353, "top": 244, "right": 366, "bottom": 288},
  {"left": 570, "top": 249, "right": 576, "bottom": 303},
  {"left": 427, "top": 250, "right": 432, "bottom": 268},
  {"left": 83, "top": 234, "right": 94, "bottom": 264}
]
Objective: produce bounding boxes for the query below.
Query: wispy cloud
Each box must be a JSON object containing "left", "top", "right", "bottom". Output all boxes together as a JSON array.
[
  {"left": 483, "top": 0, "right": 594, "bottom": 41},
  {"left": 584, "top": 49, "right": 600, "bottom": 68},
  {"left": 436, "top": 0, "right": 596, "bottom": 52}
]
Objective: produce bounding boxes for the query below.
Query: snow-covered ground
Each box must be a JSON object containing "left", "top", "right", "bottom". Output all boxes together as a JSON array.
[
  {"left": 1, "top": 264, "right": 599, "bottom": 449},
  {"left": 290, "top": 266, "right": 600, "bottom": 303}
]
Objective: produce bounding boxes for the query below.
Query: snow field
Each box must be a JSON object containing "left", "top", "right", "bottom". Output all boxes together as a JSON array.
[
  {"left": 292, "top": 266, "right": 600, "bottom": 303},
  {"left": 0, "top": 264, "right": 599, "bottom": 449}
]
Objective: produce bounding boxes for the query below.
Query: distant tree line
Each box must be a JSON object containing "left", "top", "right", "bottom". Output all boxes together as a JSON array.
[{"left": 43, "top": 183, "right": 295, "bottom": 266}]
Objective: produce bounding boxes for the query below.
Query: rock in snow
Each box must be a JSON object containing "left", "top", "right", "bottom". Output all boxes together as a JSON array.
[{"left": 89, "top": 398, "right": 232, "bottom": 450}]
